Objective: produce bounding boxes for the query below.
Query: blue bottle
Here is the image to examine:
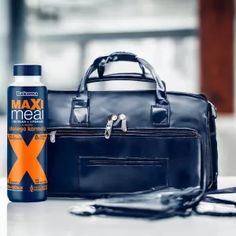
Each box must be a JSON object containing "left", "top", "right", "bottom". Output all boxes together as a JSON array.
[{"left": 7, "top": 65, "right": 48, "bottom": 202}]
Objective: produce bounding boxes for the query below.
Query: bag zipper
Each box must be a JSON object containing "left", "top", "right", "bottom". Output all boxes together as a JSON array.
[
  {"left": 104, "top": 114, "right": 128, "bottom": 139},
  {"left": 48, "top": 127, "right": 199, "bottom": 144},
  {"left": 104, "top": 114, "right": 118, "bottom": 139}
]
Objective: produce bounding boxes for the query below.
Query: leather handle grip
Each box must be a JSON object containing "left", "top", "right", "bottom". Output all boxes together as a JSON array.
[
  {"left": 96, "top": 51, "right": 146, "bottom": 78},
  {"left": 78, "top": 52, "right": 167, "bottom": 104}
]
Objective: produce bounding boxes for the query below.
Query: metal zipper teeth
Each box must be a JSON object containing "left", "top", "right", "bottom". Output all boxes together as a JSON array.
[{"left": 48, "top": 128, "right": 199, "bottom": 141}]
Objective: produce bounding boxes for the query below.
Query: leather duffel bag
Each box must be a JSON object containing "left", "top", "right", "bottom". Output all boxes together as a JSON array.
[{"left": 47, "top": 51, "right": 218, "bottom": 198}]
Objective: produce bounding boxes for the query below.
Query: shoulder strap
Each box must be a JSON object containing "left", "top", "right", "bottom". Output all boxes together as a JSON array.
[
  {"left": 193, "top": 187, "right": 236, "bottom": 217},
  {"left": 69, "top": 188, "right": 204, "bottom": 220},
  {"left": 69, "top": 187, "right": 236, "bottom": 219},
  {"left": 205, "top": 187, "right": 236, "bottom": 194},
  {"left": 70, "top": 204, "right": 192, "bottom": 220}
]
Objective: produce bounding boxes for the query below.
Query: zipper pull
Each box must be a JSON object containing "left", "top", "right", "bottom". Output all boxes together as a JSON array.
[
  {"left": 49, "top": 130, "right": 57, "bottom": 143},
  {"left": 119, "top": 114, "right": 128, "bottom": 132},
  {"left": 104, "top": 114, "right": 118, "bottom": 139}
]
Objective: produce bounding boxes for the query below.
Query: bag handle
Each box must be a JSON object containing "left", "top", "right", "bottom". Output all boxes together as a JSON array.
[
  {"left": 70, "top": 52, "right": 169, "bottom": 126},
  {"left": 87, "top": 51, "right": 147, "bottom": 79},
  {"left": 78, "top": 51, "right": 166, "bottom": 100}
]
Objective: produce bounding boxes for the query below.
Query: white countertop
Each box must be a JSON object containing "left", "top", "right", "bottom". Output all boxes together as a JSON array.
[{"left": 1, "top": 177, "right": 236, "bottom": 236}]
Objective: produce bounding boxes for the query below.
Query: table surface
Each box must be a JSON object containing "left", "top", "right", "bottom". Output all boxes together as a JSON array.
[{"left": 1, "top": 177, "right": 236, "bottom": 236}]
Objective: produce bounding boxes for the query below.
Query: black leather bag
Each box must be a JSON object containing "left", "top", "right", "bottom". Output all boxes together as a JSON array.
[{"left": 47, "top": 52, "right": 218, "bottom": 200}]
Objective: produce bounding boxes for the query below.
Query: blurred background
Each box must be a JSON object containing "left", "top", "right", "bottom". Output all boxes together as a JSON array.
[{"left": 0, "top": 0, "right": 235, "bottom": 176}]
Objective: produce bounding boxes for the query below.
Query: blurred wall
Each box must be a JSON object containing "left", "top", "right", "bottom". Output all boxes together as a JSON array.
[
  {"left": 0, "top": 0, "right": 8, "bottom": 176},
  {"left": 0, "top": 0, "right": 9, "bottom": 112}
]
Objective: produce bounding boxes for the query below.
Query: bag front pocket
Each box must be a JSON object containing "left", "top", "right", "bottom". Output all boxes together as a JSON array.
[
  {"left": 48, "top": 128, "right": 202, "bottom": 196},
  {"left": 78, "top": 157, "right": 168, "bottom": 193}
]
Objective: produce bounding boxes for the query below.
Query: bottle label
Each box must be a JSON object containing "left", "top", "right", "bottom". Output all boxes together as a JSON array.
[{"left": 7, "top": 86, "right": 47, "bottom": 193}]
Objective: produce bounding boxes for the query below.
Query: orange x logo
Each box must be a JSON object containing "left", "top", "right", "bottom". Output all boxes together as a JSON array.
[{"left": 8, "top": 133, "right": 47, "bottom": 185}]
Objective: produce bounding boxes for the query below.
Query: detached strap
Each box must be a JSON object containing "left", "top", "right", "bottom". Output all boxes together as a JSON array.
[
  {"left": 194, "top": 187, "right": 236, "bottom": 217},
  {"left": 203, "top": 195, "right": 236, "bottom": 206},
  {"left": 69, "top": 188, "right": 204, "bottom": 220},
  {"left": 205, "top": 187, "right": 236, "bottom": 194},
  {"left": 70, "top": 204, "right": 192, "bottom": 220},
  {"left": 69, "top": 187, "right": 236, "bottom": 219}
]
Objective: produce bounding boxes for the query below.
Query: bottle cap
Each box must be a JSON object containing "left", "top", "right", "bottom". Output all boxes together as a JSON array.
[{"left": 13, "top": 64, "right": 42, "bottom": 76}]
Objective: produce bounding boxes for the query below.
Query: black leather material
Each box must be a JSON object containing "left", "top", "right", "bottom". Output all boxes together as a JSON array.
[
  {"left": 48, "top": 130, "right": 201, "bottom": 196},
  {"left": 47, "top": 52, "right": 218, "bottom": 197}
]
